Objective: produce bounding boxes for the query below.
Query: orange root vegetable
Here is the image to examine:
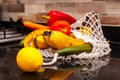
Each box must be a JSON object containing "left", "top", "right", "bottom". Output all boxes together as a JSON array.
[{"left": 23, "top": 21, "right": 50, "bottom": 30}]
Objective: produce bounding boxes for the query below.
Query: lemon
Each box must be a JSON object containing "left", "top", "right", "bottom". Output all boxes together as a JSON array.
[{"left": 16, "top": 47, "right": 43, "bottom": 72}]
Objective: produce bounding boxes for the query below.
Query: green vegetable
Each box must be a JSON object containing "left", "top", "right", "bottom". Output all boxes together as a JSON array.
[
  {"left": 19, "top": 39, "right": 24, "bottom": 46},
  {"left": 58, "top": 43, "right": 93, "bottom": 56}
]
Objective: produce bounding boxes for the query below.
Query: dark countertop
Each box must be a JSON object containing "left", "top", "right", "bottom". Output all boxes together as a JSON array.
[
  {"left": 0, "top": 26, "right": 120, "bottom": 80},
  {"left": 102, "top": 26, "right": 120, "bottom": 42},
  {"left": 0, "top": 40, "right": 120, "bottom": 80}
]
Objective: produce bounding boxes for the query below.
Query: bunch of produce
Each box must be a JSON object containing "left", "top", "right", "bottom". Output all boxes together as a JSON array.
[{"left": 16, "top": 10, "right": 93, "bottom": 72}]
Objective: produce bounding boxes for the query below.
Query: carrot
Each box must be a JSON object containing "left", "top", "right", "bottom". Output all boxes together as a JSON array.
[{"left": 23, "top": 21, "right": 50, "bottom": 30}]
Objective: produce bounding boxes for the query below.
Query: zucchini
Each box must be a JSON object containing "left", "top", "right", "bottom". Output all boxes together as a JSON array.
[{"left": 58, "top": 43, "right": 93, "bottom": 56}]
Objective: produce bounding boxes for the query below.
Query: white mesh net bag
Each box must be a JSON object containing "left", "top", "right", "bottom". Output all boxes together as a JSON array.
[
  {"left": 41, "top": 11, "right": 111, "bottom": 66},
  {"left": 71, "top": 11, "right": 111, "bottom": 59}
]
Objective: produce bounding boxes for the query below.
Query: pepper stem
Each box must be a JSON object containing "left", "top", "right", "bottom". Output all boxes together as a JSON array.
[{"left": 41, "top": 15, "right": 50, "bottom": 20}]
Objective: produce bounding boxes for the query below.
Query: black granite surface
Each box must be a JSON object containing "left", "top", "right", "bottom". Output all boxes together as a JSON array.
[
  {"left": 102, "top": 26, "right": 120, "bottom": 58},
  {"left": 0, "top": 26, "right": 120, "bottom": 80},
  {"left": 102, "top": 26, "right": 120, "bottom": 42}
]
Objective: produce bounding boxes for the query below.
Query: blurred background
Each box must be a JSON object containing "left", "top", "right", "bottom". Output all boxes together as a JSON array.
[{"left": 0, "top": 0, "right": 120, "bottom": 25}]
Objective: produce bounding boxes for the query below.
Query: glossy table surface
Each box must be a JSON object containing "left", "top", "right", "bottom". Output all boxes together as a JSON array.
[{"left": 0, "top": 41, "right": 120, "bottom": 80}]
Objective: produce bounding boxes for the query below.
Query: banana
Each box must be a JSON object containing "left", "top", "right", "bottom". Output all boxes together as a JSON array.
[
  {"left": 43, "top": 31, "right": 85, "bottom": 49},
  {"left": 24, "top": 29, "right": 50, "bottom": 49}
]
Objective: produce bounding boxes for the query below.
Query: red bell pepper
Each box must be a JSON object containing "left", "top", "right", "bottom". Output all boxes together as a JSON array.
[
  {"left": 50, "top": 20, "right": 71, "bottom": 35},
  {"left": 42, "top": 10, "right": 76, "bottom": 26}
]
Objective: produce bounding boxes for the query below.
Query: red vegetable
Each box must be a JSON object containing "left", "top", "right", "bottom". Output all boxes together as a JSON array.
[
  {"left": 50, "top": 20, "right": 71, "bottom": 35},
  {"left": 42, "top": 10, "right": 76, "bottom": 26}
]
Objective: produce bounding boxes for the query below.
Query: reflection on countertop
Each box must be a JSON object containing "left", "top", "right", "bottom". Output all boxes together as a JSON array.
[
  {"left": 0, "top": 23, "right": 119, "bottom": 80},
  {"left": 0, "top": 38, "right": 120, "bottom": 80}
]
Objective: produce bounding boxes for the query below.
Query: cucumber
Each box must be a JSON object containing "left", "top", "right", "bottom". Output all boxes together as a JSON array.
[
  {"left": 19, "top": 39, "right": 24, "bottom": 47},
  {"left": 58, "top": 43, "right": 93, "bottom": 56}
]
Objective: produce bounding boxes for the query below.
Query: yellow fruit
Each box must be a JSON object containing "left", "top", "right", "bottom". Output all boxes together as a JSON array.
[
  {"left": 43, "top": 31, "right": 85, "bottom": 49},
  {"left": 16, "top": 47, "right": 43, "bottom": 72},
  {"left": 36, "top": 35, "right": 49, "bottom": 49},
  {"left": 69, "top": 32, "right": 76, "bottom": 38},
  {"left": 24, "top": 29, "right": 50, "bottom": 49},
  {"left": 80, "top": 26, "right": 92, "bottom": 35}
]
